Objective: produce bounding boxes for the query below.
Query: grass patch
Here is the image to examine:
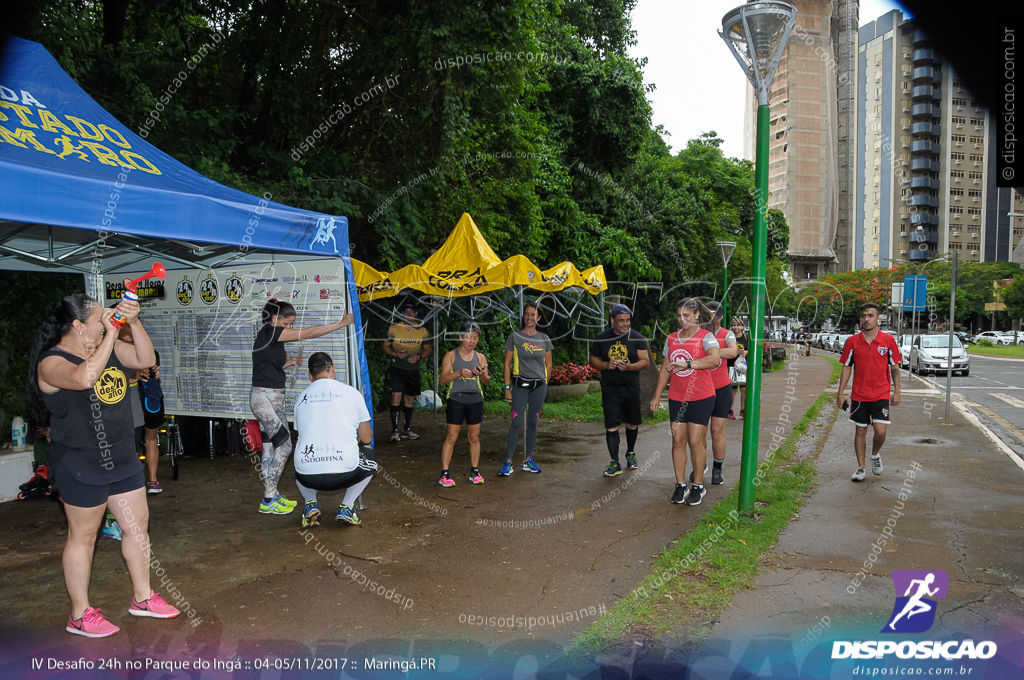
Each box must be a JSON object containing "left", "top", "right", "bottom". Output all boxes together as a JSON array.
[
  {"left": 821, "top": 355, "right": 844, "bottom": 384},
  {"left": 568, "top": 390, "right": 835, "bottom": 657},
  {"left": 967, "top": 344, "right": 1024, "bottom": 358},
  {"left": 483, "top": 391, "right": 669, "bottom": 425}
]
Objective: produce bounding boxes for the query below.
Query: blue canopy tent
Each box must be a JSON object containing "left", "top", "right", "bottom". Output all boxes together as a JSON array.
[{"left": 0, "top": 36, "right": 371, "bottom": 417}]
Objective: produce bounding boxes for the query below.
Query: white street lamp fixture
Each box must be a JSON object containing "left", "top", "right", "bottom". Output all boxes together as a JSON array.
[
  {"left": 717, "top": 240, "right": 737, "bottom": 267},
  {"left": 719, "top": 2, "right": 798, "bottom": 106}
]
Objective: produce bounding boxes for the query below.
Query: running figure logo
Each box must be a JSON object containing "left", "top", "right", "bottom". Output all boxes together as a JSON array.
[
  {"left": 882, "top": 570, "right": 949, "bottom": 633},
  {"left": 310, "top": 217, "right": 339, "bottom": 253}
]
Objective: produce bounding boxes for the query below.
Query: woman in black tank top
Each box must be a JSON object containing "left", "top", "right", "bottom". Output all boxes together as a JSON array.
[
  {"left": 28, "top": 292, "right": 179, "bottom": 637},
  {"left": 437, "top": 322, "right": 490, "bottom": 486}
]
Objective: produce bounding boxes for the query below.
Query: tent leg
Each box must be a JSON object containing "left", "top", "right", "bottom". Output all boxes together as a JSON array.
[{"left": 599, "top": 291, "right": 605, "bottom": 331}]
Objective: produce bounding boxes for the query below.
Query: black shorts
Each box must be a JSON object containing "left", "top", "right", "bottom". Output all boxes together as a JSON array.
[
  {"left": 668, "top": 397, "right": 715, "bottom": 426},
  {"left": 295, "top": 457, "right": 378, "bottom": 491},
  {"left": 711, "top": 384, "right": 734, "bottom": 419},
  {"left": 849, "top": 399, "right": 891, "bottom": 427},
  {"left": 602, "top": 389, "right": 642, "bottom": 429},
  {"left": 446, "top": 399, "right": 483, "bottom": 426},
  {"left": 388, "top": 367, "right": 422, "bottom": 396},
  {"left": 56, "top": 470, "right": 146, "bottom": 508},
  {"left": 143, "top": 400, "right": 165, "bottom": 430}
]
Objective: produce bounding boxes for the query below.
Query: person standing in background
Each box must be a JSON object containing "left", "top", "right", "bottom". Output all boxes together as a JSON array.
[
  {"left": 383, "top": 301, "right": 431, "bottom": 442},
  {"left": 251, "top": 298, "right": 354, "bottom": 515},
  {"left": 501, "top": 301, "right": 553, "bottom": 476},
  {"left": 589, "top": 304, "right": 649, "bottom": 478},
  {"left": 138, "top": 352, "right": 164, "bottom": 494},
  {"left": 729, "top": 317, "right": 749, "bottom": 419}
]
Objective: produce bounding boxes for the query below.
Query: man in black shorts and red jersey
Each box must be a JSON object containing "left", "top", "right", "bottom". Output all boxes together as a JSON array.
[
  {"left": 590, "top": 304, "right": 650, "bottom": 477},
  {"left": 836, "top": 303, "right": 902, "bottom": 482}
]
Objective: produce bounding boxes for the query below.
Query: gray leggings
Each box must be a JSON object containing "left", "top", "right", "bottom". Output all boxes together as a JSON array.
[
  {"left": 506, "top": 382, "right": 547, "bottom": 460},
  {"left": 250, "top": 387, "right": 293, "bottom": 498}
]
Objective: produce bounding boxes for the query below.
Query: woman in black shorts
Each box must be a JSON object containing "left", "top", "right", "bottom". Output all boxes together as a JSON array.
[
  {"left": 438, "top": 322, "right": 489, "bottom": 486},
  {"left": 649, "top": 298, "right": 721, "bottom": 506},
  {"left": 29, "top": 293, "right": 179, "bottom": 638}
]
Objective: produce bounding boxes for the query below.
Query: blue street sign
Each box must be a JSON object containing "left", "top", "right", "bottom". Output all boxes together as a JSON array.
[{"left": 903, "top": 275, "right": 928, "bottom": 312}]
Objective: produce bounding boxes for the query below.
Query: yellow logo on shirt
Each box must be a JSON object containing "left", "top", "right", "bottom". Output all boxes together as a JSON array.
[
  {"left": 94, "top": 367, "right": 127, "bottom": 404},
  {"left": 609, "top": 342, "right": 628, "bottom": 362}
]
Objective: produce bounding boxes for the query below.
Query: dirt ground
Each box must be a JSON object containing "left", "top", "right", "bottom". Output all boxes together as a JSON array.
[{"left": 0, "top": 355, "right": 831, "bottom": 666}]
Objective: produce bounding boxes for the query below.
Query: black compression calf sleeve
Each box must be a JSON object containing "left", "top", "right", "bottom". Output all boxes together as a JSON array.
[
  {"left": 390, "top": 405, "right": 401, "bottom": 430},
  {"left": 625, "top": 426, "right": 638, "bottom": 453},
  {"left": 606, "top": 430, "right": 621, "bottom": 460},
  {"left": 403, "top": 405, "right": 413, "bottom": 430}
]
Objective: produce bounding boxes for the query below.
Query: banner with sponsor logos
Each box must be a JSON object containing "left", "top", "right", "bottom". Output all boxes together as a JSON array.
[
  {"left": 110, "top": 260, "right": 363, "bottom": 421},
  {"left": 352, "top": 213, "right": 607, "bottom": 301}
]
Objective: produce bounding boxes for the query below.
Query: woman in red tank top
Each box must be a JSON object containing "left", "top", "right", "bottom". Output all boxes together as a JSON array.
[{"left": 649, "top": 298, "right": 720, "bottom": 506}]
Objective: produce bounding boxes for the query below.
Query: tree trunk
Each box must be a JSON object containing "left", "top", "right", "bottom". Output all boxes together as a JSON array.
[{"left": 102, "top": 0, "right": 130, "bottom": 47}]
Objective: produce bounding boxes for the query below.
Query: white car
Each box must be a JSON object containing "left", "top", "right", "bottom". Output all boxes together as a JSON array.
[
  {"left": 911, "top": 335, "right": 970, "bottom": 376},
  {"left": 897, "top": 334, "right": 919, "bottom": 369},
  {"left": 997, "top": 331, "right": 1024, "bottom": 346},
  {"left": 975, "top": 331, "right": 1012, "bottom": 346}
]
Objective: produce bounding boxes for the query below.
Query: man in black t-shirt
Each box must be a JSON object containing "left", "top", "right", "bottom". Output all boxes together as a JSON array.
[{"left": 589, "top": 304, "right": 650, "bottom": 477}]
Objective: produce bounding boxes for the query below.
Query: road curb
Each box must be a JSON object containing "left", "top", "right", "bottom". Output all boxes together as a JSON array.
[{"left": 966, "top": 353, "right": 1024, "bottom": 362}]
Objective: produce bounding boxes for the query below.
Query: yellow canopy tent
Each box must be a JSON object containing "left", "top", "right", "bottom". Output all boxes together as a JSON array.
[
  {"left": 352, "top": 212, "right": 606, "bottom": 302},
  {"left": 354, "top": 213, "right": 609, "bottom": 416}
]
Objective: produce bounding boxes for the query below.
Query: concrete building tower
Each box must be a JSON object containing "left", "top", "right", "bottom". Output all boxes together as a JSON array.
[{"left": 748, "top": 0, "right": 857, "bottom": 279}]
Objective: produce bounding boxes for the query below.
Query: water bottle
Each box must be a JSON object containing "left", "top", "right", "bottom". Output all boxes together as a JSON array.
[{"left": 11, "top": 415, "right": 26, "bottom": 451}]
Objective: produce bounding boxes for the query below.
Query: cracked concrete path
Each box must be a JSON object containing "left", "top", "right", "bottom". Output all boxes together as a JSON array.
[
  {"left": 0, "top": 357, "right": 831, "bottom": 657},
  {"left": 700, "top": 390, "right": 1024, "bottom": 657}
]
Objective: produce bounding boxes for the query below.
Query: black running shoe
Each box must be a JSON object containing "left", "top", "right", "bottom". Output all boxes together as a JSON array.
[
  {"left": 688, "top": 463, "right": 709, "bottom": 484},
  {"left": 603, "top": 461, "right": 623, "bottom": 477},
  {"left": 670, "top": 484, "right": 689, "bottom": 504},
  {"left": 625, "top": 452, "right": 638, "bottom": 470},
  {"left": 684, "top": 485, "right": 707, "bottom": 505},
  {"left": 711, "top": 467, "right": 724, "bottom": 485}
]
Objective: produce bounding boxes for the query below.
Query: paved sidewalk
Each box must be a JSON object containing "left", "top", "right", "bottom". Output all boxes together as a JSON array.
[{"left": 690, "top": 390, "right": 1024, "bottom": 677}]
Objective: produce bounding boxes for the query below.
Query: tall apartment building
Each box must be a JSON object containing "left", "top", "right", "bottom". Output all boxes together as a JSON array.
[
  {"left": 855, "top": 9, "right": 1024, "bottom": 268},
  {"left": 747, "top": 0, "right": 859, "bottom": 280}
]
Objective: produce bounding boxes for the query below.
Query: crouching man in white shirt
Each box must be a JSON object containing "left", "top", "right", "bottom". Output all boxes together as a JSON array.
[{"left": 293, "top": 351, "right": 376, "bottom": 527}]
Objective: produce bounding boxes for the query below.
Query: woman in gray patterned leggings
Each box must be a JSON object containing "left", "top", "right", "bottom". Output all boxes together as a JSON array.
[{"left": 251, "top": 298, "right": 353, "bottom": 515}]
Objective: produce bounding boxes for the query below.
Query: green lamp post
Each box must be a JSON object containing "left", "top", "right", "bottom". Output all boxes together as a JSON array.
[{"left": 719, "top": 1, "right": 797, "bottom": 515}]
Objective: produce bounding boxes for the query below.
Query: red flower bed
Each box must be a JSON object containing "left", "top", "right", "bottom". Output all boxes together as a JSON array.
[{"left": 548, "top": 362, "right": 599, "bottom": 386}]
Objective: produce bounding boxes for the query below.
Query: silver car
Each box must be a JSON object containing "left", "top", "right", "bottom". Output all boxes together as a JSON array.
[
  {"left": 911, "top": 335, "right": 970, "bottom": 376},
  {"left": 832, "top": 334, "right": 853, "bottom": 353}
]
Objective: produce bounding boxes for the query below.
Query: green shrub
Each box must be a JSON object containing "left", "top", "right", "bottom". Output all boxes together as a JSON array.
[{"left": 976, "top": 338, "right": 994, "bottom": 347}]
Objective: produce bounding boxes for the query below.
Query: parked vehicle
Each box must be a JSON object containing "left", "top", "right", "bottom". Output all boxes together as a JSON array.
[
  {"left": 975, "top": 331, "right": 1012, "bottom": 346},
  {"left": 831, "top": 334, "right": 854, "bottom": 353},
  {"left": 997, "top": 331, "right": 1024, "bottom": 346},
  {"left": 911, "top": 335, "right": 970, "bottom": 376},
  {"left": 897, "top": 334, "right": 919, "bottom": 369}
]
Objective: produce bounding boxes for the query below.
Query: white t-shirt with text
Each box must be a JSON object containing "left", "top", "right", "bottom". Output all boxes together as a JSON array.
[{"left": 293, "top": 379, "right": 370, "bottom": 476}]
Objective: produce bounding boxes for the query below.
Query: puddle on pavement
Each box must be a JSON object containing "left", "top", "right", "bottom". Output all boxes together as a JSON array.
[{"left": 915, "top": 438, "right": 942, "bottom": 445}]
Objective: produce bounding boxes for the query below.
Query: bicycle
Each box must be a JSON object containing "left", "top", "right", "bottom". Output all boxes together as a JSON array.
[{"left": 161, "top": 415, "right": 185, "bottom": 481}]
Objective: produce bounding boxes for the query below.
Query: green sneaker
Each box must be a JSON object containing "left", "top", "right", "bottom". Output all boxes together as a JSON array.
[
  {"left": 278, "top": 495, "right": 298, "bottom": 507},
  {"left": 258, "top": 495, "right": 295, "bottom": 515},
  {"left": 625, "top": 452, "right": 638, "bottom": 470},
  {"left": 603, "top": 460, "right": 623, "bottom": 477},
  {"left": 336, "top": 505, "right": 361, "bottom": 526}
]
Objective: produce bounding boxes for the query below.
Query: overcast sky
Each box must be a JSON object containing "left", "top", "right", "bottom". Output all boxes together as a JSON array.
[{"left": 629, "top": 0, "right": 910, "bottom": 160}]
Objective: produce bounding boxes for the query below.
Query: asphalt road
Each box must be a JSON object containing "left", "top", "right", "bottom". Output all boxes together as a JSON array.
[{"left": 905, "top": 354, "right": 1024, "bottom": 460}]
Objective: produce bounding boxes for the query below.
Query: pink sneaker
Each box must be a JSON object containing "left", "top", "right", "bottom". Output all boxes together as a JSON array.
[
  {"left": 469, "top": 471, "right": 485, "bottom": 484},
  {"left": 438, "top": 473, "right": 456, "bottom": 487},
  {"left": 129, "top": 590, "right": 180, "bottom": 618},
  {"left": 67, "top": 607, "right": 119, "bottom": 638}
]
